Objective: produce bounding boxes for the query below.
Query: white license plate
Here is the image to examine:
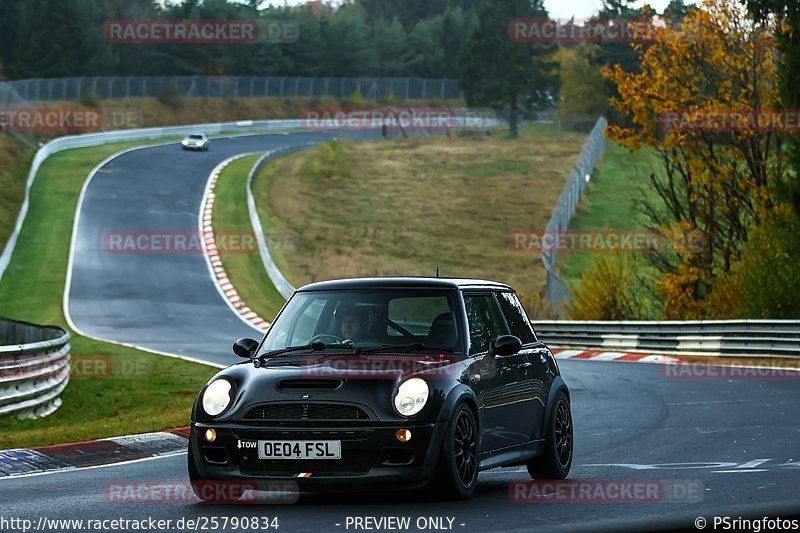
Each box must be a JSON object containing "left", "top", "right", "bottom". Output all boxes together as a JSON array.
[{"left": 257, "top": 440, "right": 341, "bottom": 460}]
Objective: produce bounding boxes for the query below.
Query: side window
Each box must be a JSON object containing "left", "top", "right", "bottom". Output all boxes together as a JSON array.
[
  {"left": 497, "top": 292, "right": 537, "bottom": 344},
  {"left": 464, "top": 294, "right": 509, "bottom": 354}
]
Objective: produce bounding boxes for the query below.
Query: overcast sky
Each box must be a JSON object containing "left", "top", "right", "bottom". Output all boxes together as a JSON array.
[{"left": 257, "top": 0, "right": 676, "bottom": 19}]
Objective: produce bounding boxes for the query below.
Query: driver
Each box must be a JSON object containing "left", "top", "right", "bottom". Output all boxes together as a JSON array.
[{"left": 339, "top": 307, "right": 367, "bottom": 343}]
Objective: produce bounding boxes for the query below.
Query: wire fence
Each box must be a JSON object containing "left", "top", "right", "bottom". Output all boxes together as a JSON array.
[
  {"left": 2, "top": 76, "right": 463, "bottom": 103},
  {"left": 542, "top": 116, "right": 607, "bottom": 316},
  {"left": 0, "top": 82, "right": 39, "bottom": 148}
]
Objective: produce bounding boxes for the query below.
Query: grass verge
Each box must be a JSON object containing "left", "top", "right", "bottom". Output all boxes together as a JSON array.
[
  {"left": 212, "top": 154, "right": 287, "bottom": 321},
  {"left": 0, "top": 140, "right": 215, "bottom": 449},
  {"left": 557, "top": 141, "right": 665, "bottom": 313},
  {"left": 250, "top": 122, "right": 586, "bottom": 319},
  {"left": 0, "top": 135, "right": 34, "bottom": 254}
]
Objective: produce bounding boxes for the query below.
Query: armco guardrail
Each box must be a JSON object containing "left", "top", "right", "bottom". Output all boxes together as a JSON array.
[
  {"left": 534, "top": 319, "right": 800, "bottom": 358},
  {"left": 542, "top": 116, "right": 607, "bottom": 316},
  {"left": 247, "top": 146, "right": 310, "bottom": 301},
  {"left": 0, "top": 317, "right": 71, "bottom": 418}
]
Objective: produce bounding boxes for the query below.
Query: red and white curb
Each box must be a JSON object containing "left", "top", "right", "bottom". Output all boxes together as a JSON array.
[
  {"left": 551, "top": 349, "right": 684, "bottom": 365},
  {"left": 551, "top": 349, "right": 800, "bottom": 375},
  {"left": 0, "top": 428, "right": 189, "bottom": 479},
  {"left": 200, "top": 155, "right": 270, "bottom": 333}
]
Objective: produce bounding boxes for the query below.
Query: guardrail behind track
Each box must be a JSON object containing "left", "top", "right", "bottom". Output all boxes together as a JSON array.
[{"left": 0, "top": 317, "right": 71, "bottom": 418}]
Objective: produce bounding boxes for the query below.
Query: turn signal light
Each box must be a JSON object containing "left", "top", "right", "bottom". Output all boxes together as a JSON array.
[
  {"left": 396, "top": 429, "right": 411, "bottom": 442},
  {"left": 204, "top": 428, "right": 217, "bottom": 442}
]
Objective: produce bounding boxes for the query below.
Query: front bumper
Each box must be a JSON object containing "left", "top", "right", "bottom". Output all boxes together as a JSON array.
[{"left": 190, "top": 420, "right": 447, "bottom": 490}]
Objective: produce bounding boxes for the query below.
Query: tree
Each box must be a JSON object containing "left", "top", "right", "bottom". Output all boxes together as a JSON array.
[
  {"left": 457, "top": 0, "right": 559, "bottom": 138},
  {"left": 11, "top": 0, "right": 116, "bottom": 78},
  {"left": 604, "top": 0, "right": 783, "bottom": 317},
  {"left": 746, "top": 0, "right": 800, "bottom": 217},
  {"left": 372, "top": 17, "right": 414, "bottom": 76},
  {"left": 318, "top": 4, "right": 378, "bottom": 77},
  {"left": 556, "top": 44, "right": 609, "bottom": 130},
  {"left": 358, "top": 0, "right": 481, "bottom": 30}
]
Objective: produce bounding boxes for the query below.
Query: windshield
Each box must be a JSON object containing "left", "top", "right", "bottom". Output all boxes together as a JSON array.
[
  {"left": 258, "top": 289, "right": 463, "bottom": 355},
  {"left": 188, "top": 135, "right": 203, "bottom": 139}
]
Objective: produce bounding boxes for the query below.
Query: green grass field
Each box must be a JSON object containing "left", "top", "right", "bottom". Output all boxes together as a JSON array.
[
  {"left": 248, "top": 122, "right": 587, "bottom": 319},
  {"left": 557, "top": 141, "right": 666, "bottom": 317},
  {"left": 0, "top": 141, "right": 216, "bottom": 449},
  {"left": 0, "top": 136, "right": 34, "bottom": 254}
]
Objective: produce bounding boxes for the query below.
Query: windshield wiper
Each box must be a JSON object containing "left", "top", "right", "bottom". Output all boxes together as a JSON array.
[
  {"left": 355, "top": 342, "right": 429, "bottom": 355},
  {"left": 260, "top": 341, "right": 354, "bottom": 360}
]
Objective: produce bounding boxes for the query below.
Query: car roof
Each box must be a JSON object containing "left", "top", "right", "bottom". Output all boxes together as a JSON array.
[{"left": 296, "top": 276, "right": 513, "bottom": 292}]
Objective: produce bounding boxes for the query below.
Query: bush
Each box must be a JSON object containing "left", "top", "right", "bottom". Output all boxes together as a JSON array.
[
  {"left": 158, "top": 79, "right": 185, "bottom": 109},
  {"left": 378, "top": 93, "right": 403, "bottom": 106},
  {"left": 301, "top": 140, "right": 350, "bottom": 181},
  {"left": 79, "top": 87, "right": 100, "bottom": 108},
  {"left": 708, "top": 205, "right": 800, "bottom": 318},
  {"left": 348, "top": 91, "right": 365, "bottom": 109},
  {"left": 565, "top": 253, "right": 647, "bottom": 320}
]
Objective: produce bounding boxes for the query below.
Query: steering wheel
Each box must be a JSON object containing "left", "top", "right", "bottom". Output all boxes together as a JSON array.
[{"left": 309, "top": 333, "right": 344, "bottom": 345}]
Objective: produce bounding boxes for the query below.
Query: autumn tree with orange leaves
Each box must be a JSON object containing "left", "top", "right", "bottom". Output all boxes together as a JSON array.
[{"left": 603, "top": 0, "right": 787, "bottom": 318}]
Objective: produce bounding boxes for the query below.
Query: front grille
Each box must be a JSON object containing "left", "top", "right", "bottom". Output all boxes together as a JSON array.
[{"left": 243, "top": 403, "right": 369, "bottom": 422}]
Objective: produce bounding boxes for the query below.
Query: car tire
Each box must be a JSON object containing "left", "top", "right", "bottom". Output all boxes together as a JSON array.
[
  {"left": 188, "top": 439, "right": 243, "bottom": 503},
  {"left": 526, "top": 391, "right": 572, "bottom": 479},
  {"left": 431, "top": 403, "right": 479, "bottom": 500}
]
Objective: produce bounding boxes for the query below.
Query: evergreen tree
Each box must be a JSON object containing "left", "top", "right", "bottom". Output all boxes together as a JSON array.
[{"left": 458, "top": 0, "right": 559, "bottom": 137}]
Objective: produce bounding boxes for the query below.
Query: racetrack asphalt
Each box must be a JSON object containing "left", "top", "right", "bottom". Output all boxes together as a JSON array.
[
  {"left": 66, "top": 130, "right": 375, "bottom": 366},
  {"left": 2, "top": 359, "right": 799, "bottom": 531},
  {"left": 46, "top": 129, "right": 800, "bottom": 531}
]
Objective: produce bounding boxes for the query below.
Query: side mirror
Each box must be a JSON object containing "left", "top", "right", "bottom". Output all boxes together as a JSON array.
[
  {"left": 491, "top": 335, "right": 522, "bottom": 357},
  {"left": 233, "top": 337, "right": 259, "bottom": 358}
]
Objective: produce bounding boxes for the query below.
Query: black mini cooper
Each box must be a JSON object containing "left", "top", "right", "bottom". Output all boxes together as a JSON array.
[{"left": 189, "top": 277, "right": 572, "bottom": 500}]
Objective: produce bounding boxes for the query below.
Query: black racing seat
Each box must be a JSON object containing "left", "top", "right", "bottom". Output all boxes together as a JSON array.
[{"left": 425, "top": 312, "right": 458, "bottom": 351}]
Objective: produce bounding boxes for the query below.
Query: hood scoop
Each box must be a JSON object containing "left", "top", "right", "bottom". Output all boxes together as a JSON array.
[{"left": 276, "top": 378, "right": 343, "bottom": 391}]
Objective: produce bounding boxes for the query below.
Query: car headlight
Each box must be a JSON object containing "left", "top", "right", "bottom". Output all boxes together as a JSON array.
[
  {"left": 394, "top": 378, "right": 429, "bottom": 417},
  {"left": 181, "top": 140, "right": 188, "bottom": 145},
  {"left": 196, "top": 141, "right": 205, "bottom": 145},
  {"left": 202, "top": 378, "right": 232, "bottom": 416}
]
